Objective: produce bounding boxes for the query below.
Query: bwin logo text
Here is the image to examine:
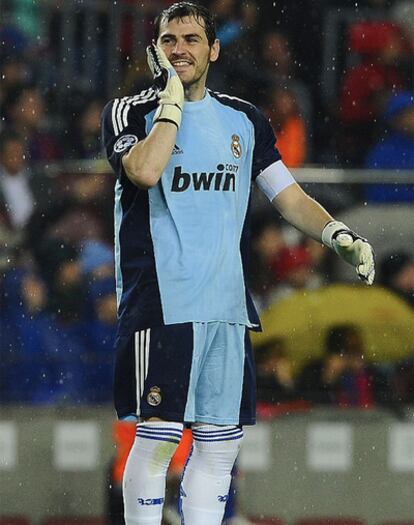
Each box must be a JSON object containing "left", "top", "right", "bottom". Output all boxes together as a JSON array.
[{"left": 171, "top": 165, "right": 236, "bottom": 192}]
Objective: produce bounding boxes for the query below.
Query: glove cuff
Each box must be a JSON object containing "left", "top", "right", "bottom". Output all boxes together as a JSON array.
[
  {"left": 154, "top": 103, "right": 182, "bottom": 128},
  {"left": 321, "top": 220, "right": 349, "bottom": 249}
]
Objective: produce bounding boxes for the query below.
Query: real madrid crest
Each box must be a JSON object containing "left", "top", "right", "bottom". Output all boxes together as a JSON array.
[
  {"left": 147, "top": 386, "right": 162, "bottom": 406},
  {"left": 231, "top": 134, "right": 242, "bottom": 159}
]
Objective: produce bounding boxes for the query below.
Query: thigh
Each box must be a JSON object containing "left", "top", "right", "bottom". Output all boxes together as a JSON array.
[
  {"left": 186, "top": 323, "right": 256, "bottom": 426},
  {"left": 114, "top": 323, "right": 194, "bottom": 421}
]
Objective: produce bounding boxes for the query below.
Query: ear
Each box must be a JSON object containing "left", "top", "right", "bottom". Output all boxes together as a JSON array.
[{"left": 209, "top": 39, "right": 220, "bottom": 63}]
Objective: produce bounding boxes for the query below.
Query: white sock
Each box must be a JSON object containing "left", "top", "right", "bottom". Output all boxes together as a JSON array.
[
  {"left": 123, "top": 421, "right": 183, "bottom": 525},
  {"left": 180, "top": 425, "right": 243, "bottom": 525}
]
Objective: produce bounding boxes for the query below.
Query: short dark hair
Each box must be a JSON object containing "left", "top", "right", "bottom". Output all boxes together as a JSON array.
[
  {"left": 154, "top": 2, "right": 216, "bottom": 47},
  {"left": 380, "top": 251, "right": 413, "bottom": 286},
  {"left": 326, "top": 325, "right": 360, "bottom": 355}
]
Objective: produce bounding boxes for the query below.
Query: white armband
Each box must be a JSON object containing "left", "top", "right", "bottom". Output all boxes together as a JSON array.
[{"left": 255, "top": 160, "right": 296, "bottom": 201}]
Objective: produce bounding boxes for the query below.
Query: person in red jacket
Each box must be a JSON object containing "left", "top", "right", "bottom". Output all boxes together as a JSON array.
[{"left": 337, "top": 21, "right": 412, "bottom": 165}]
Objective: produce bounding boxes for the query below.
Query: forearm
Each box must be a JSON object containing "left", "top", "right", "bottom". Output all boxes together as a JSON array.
[
  {"left": 272, "top": 183, "right": 333, "bottom": 241},
  {"left": 122, "top": 43, "right": 184, "bottom": 189},
  {"left": 122, "top": 121, "right": 177, "bottom": 189},
  {"left": 271, "top": 181, "right": 375, "bottom": 284}
]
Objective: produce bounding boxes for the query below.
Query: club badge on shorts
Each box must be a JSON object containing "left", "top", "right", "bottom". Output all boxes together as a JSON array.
[
  {"left": 147, "top": 386, "right": 162, "bottom": 406},
  {"left": 231, "top": 134, "right": 242, "bottom": 159},
  {"left": 114, "top": 134, "right": 138, "bottom": 153}
]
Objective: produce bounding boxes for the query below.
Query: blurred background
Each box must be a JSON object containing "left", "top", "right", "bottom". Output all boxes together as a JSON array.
[{"left": 0, "top": 0, "right": 413, "bottom": 524}]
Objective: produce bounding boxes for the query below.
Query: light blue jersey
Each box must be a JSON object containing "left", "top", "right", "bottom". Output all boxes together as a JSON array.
[
  {"left": 102, "top": 87, "right": 281, "bottom": 336},
  {"left": 147, "top": 91, "right": 255, "bottom": 325}
]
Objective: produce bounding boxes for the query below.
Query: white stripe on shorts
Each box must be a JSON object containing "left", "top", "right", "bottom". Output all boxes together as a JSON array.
[{"left": 134, "top": 329, "right": 151, "bottom": 415}]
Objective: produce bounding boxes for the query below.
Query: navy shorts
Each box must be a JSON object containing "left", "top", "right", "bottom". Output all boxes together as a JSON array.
[{"left": 114, "top": 322, "right": 256, "bottom": 426}]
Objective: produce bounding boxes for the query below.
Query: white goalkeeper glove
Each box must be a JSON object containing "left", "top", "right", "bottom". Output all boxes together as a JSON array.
[
  {"left": 322, "top": 221, "right": 375, "bottom": 285},
  {"left": 146, "top": 42, "right": 184, "bottom": 128}
]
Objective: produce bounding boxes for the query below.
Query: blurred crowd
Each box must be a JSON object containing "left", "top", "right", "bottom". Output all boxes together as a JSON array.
[{"left": 0, "top": 0, "right": 413, "bottom": 407}]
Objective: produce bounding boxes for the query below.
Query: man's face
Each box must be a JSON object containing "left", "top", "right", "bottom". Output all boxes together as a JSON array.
[
  {"left": 13, "top": 89, "right": 44, "bottom": 128},
  {"left": 394, "top": 107, "right": 414, "bottom": 136},
  {"left": 157, "top": 15, "right": 219, "bottom": 88},
  {"left": 0, "top": 140, "right": 26, "bottom": 174},
  {"left": 392, "top": 263, "right": 414, "bottom": 292}
]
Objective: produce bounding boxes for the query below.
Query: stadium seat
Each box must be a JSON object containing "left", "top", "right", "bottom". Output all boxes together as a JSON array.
[
  {"left": 41, "top": 518, "right": 104, "bottom": 525},
  {"left": 0, "top": 518, "right": 30, "bottom": 525},
  {"left": 295, "top": 519, "right": 364, "bottom": 525}
]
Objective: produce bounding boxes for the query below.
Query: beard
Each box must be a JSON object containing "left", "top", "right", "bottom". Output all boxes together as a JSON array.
[{"left": 181, "top": 61, "right": 210, "bottom": 89}]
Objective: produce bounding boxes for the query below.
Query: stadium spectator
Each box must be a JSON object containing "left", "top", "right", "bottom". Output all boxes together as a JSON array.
[
  {"left": 271, "top": 244, "right": 323, "bottom": 302},
  {"left": 379, "top": 251, "right": 414, "bottom": 308},
  {"left": 265, "top": 85, "right": 307, "bottom": 168},
  {"left": 80, "top": 241, "right": 117, "bottom": 395},
  {"left": 83, "top": 276, "right": 117, "bottom": 403},
  {"left": 1, "top": 265, "right": 73, "bottom": 404},
  {"left": 31, "top": 238, "right": 94, "bottom": 404},
  {"left": 4, "top": 85, "right": 62, "bottom": 164},
  {"left": 248, "top": 213, "right": 287, "bottom": 312},
  {"left": 255, "top": 338, "right": 297, "bottom": 404},
  {"left": 391, "top": 355, "right": 414, "bottom": 404},
  {"left": 34, "top": 238, "right": 84, "bottom": 321},
  {"left": 80, "top": 240, "right": 115, "bottom": 281},
  {"left": 210, "top": 0, "right": 242, "bottom": 49},
  {"left": 297, "top": 324, "right": 392, "bottom": 407},
  {"left": 31, "top": 171, "right": 114, "bottom": 248},
  {"left": 0, "top": 130, "right": 32, "bottom": 229},
  {"left": 260, "top": 31, "right": 312, "bottom": 127},
  {"left": 65, "top": 98, "right": 105, "bottom": 160},
  {"left": 337, "top": 20, "right": 412, "bottom": 165},
  {"left": 257, "top": 1, "right": 324, "bottom": 91},
  {"left": 0, "top": 129, "right": 38, "bottom": 232},
  {"left": 0, "top": 55, "right": 33, "bottom": 122},
  {"left": 364, "top": 91, "right": 414, "bottom": 202},
  {"left": 207, "top": 0, "right": 261, "bottom": 101},
  {"left": 303, "top": 237, "right": 332, "bottom": 283}
]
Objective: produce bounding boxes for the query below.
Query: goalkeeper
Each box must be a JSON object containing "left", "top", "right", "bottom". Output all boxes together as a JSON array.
[{"left": 101, "top": 2, "right": 375, "bottom": 524}]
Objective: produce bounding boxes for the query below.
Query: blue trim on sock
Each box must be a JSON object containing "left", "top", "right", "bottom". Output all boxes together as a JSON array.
[
  {"left": 137, "top": 429, "right": 183, "bottom": 439},
  {"left": 192, "top": 428, "right": 243, "bottom": 437},
  {"left": 192, "top": 428, "right": 241, "bottom": 437},
  {"left": 136, "top": 434, "right": 181, "bottom": 445},
  {"left": 191, "top": 426, "right": 238, "bottom": 434},
  {"left": 139, "top": 424, "right": 183, "bottom": 432},
  {"left": 192, "top": 435, "right": 243, "bottom": 443}
]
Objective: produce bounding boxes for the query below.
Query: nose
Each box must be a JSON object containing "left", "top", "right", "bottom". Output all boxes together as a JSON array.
[{"left": 171, "top": 39, "right": 186, "bottom": 56}]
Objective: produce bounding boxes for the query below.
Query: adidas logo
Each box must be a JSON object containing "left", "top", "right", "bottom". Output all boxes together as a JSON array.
[{"left": 172, "top": 144, "right": 183, "bottom": 155}]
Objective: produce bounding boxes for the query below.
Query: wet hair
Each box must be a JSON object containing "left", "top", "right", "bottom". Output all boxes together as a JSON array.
[{"left": 154, "top": 2, "right": 217, "bottom": 47}]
